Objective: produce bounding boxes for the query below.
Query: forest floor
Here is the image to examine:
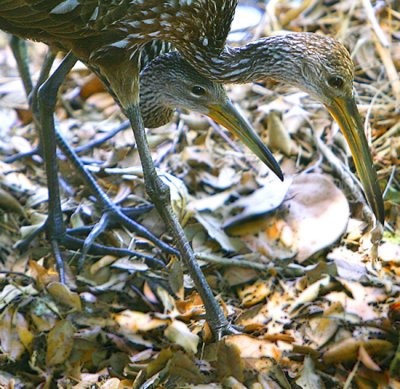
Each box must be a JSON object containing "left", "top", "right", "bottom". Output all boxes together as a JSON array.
[{"left": 0, "top": 1, "right": 399, "bottom": 388}]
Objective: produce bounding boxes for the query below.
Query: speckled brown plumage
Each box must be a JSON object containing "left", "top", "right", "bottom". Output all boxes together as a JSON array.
[
  {"left": 0, "top": 0, "right": 385, "bottom": 340},
  {"left": 0, "top": 0, "right": 384, "bottom": 222}
]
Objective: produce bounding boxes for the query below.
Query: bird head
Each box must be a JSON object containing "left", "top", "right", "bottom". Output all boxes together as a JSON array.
[
  {"left": 263, "top": 33, "right": 384, "bottom": 223},
  {"left": 140, "top": 51, "right": 283, "bottom": 179}
]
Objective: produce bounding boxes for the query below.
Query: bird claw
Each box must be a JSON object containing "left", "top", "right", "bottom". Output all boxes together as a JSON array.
[
  {"left": 16, "top": 210, "right": 170, "bottom": 283},
  {"left": 216, "top": 323, "right": 243, "bottom": 339},
  {"left": 67, "top": 203, "right": 178, "bottom": 267}
]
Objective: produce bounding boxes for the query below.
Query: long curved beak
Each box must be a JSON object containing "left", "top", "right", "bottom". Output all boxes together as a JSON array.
[
  {"left": 326, "top": 97, "right": 384, "bottom": 224},
  {"left": 208, "top": 100, "right": 283, "bottom": 181}
]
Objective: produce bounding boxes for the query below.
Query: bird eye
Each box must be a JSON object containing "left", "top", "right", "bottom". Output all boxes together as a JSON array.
[
  {"left": 328, "top": 76, "right": 344, "bottom": 89},
  {"left": 191, "top": 86, "right": 206, "bottom": 96}
]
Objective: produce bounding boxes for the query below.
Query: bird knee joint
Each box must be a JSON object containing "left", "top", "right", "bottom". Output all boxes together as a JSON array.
[{"left": 146, "top": 178, "right": 170, "bottom": 204}]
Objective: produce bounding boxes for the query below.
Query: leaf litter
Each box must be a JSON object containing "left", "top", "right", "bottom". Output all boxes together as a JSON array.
[{"left": 0, "top": 0, "right": 399, "bottom": 388}]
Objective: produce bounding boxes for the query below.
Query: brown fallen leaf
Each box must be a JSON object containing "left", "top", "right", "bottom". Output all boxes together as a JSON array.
[
  {"left": 79, "top": 74, "right": 105, "bottom": 99},
  {"left": 0, "top": 186, "right": 25, "bottom": 216},
  {"left": 238, "top": 279, "right": 270, "bottom": 307},
  {"left": 359, "top": 345, "right": 382, "bottom": 372},
  {"left": 168, "top": 350, "right": 205, "bottom": 384},
  {"left": 29, "top": 260, "right": 59, "bottom": 289},
  {"left": 216, "top": 339, "right": 244, "bottom": 382},
  {"left": 0, "top": 307, "right": 30, "bottom": 361},
  {"left": 47, "top": 282, "right": 82, "bottom": 311},
  {"left": 115, "top": 310, "right": 167, "bottom": 333},
  {"left": 164, "top": 320, "right": 199, "bottom": 354},
  {"left": 323, "top": 338, "right": 393, "bottom": 364},
  {"left": 46, "top": 319, "right": 74, "bottom": 366},
  {"left": 224, "top": 334, "right": 285, "bottom": 360},
  {"left": 176, "top": 292, "right": 205, "bottom": 320}
]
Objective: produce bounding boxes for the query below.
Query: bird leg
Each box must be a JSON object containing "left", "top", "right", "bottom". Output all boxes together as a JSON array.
[
  {"left": 53, "top": 121, "right": 178, "bottom": 263},
  {"left": 126, "top": 103, "right": 230, "bottom": 338},
  {"left": 12, "top": 51, "right": 175, "bottom": 280},
  {"left": 9, "top": 39, "right": 176, "bottom": 269},
  {"left": 34, "top": 52, "right": 75, "bottom": 283},
  {"left": 9, "top": 35, "right": 33, "bottom": 97},
  {"left": 6, "top": 36, "right": 130, "bottom": 165}
]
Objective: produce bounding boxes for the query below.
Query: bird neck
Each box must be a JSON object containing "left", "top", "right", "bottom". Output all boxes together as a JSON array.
[
  {"left": 139, "top": 66, "right": 175, "bottom": 128},
  {"left": 180, "top": 33, "right": 310, "bottom": 86}
]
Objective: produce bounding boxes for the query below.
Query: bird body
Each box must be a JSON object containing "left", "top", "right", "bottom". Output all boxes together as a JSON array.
[
  {"left": 0, "top": 1, "right": 233, "bottom": 60},
  {"left": 0, "top": 0, "right": 384, "bottom": 337}
]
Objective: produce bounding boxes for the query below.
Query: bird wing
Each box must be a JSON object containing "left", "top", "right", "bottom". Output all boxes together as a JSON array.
[{"left": 0, "top": 0, "right": 236, "bottom": 57}]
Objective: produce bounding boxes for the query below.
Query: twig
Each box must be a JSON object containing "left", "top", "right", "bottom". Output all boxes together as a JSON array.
[
  {"left": 382, "top": 165, "right": 397, "bottom": 199},
  {"left": 196, "top": 252, "right": 270, "bottom": 270},
  {"left": 373, "top": 36, "right": 400, "bottom": 106},
  {"left": 0, "top": 270, "right": 34, "bottom": 282},
  {"left": 360, "top": 0, "right": 390, "bottom": 47}
]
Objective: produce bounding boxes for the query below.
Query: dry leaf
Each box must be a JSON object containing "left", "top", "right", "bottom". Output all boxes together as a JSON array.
[
  {"left": 47, "top": 282, "right": 82, "bottom": 311},
  {"left": 216, "top": 339, "right": 244, "bottom": 382},
  {"left": 0, "top": 187, "right": 25, "bottom": 216},
  {"left": 238, "top": 174, "right": 350, "bottom": 262},
  {"left": 164, "top": 320, "right": 199, "bottom": 354},
  {"left": 296, "top": 356, "right": 325, "bottom": 389},
  {"left": 0, "top": 308, "right": 29, "bottom": 360},
  {"left": 224, "top": 334, "right": 283, "bottom": 360},
  {"left": 323, "top": 338, "right": 393, "bottom": 364},
  {"left": 168, "top": 350, "right": 205, "bottom": 384},
  {"left": 238, "top": 280, "right": 270, "bottom": 307},
  {"left": 115, "top": 311, "right": 167, "bottom": 333},
  {"left": 46, "top": 320, "right": 74, "bottom": 366}
]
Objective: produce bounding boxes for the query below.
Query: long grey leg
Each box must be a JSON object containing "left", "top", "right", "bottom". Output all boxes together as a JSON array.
[{"left": 126, "top": 103, "right": 230, "bottom": 338}]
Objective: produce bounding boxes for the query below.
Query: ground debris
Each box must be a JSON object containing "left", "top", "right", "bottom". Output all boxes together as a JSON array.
[{"left": 0, "top": 0, "right": 399, "bottom": 387}]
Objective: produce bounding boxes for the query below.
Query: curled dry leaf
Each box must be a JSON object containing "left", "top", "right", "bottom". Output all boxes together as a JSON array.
[
  {"left": 238, "top": 279, "right": 270, "bottom": 307},
  {"left": 267, "top": 110, "right": 297, "bottom": 156},
  {"left": 164, "top": 320, "right": 199, "bottom": 354},
  {"left": 223, "top": 176, "right": 292, "bottom": 234},
  {"left": 306, "top": 302, "right": 343, "bottom": 347},
  {"left": 175, "top": 292, "right": 205, "bottom": 320},
  {"left": 358, "top": 345, "right": 382, "bottom": 372},
  {"left": 47, "top": 282, "right": 82, "bottom": 311},
  {"left": 115, "top": 310, "right": 167, "bottom": 334},
  {"left": 290, "top": 275, "right": 331, "bottom": 313},
  {"left": 323, "top": 338, "right": 393, "bottom": 364},
  {"left": 160, "top": 172, "right": 189, "bottom": 221},
  {"left": 0, "top": 187, "right": 25, "bottom": 216},
  {"left": 28, "top": 260, "right": 59, "bottom": 288}
]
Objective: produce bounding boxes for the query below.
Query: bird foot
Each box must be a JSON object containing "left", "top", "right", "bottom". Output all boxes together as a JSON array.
[
  {"left": 205, "top": 314, "right": 244, "bottom": 340},
  {"left": 66, "top": 203, "right": 178, "bottom": 268},
  {"left": 214, "top": 323, "right": 243, "bottom": 339},
  {"left": 16, "top": 211, "right": 170, "bottom": 283}
]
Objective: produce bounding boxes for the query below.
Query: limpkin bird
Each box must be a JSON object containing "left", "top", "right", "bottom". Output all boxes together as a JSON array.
[
  {"left": 12, "top": 40, "right": 277, "bottom": 266},
  {"left": 0, "top": 0, "right": 384, "bottom": 337}
]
